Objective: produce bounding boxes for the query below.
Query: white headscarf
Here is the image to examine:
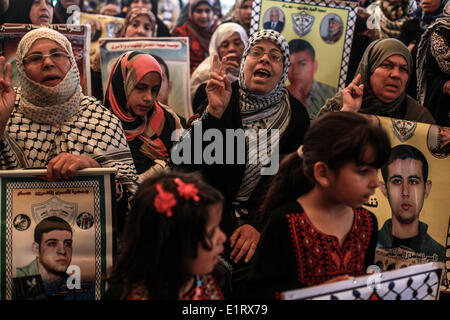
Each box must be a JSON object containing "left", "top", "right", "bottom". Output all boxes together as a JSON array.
[
  {"left": 190, "top": 22, "right": 248, "bottom": 100},
  {"left": 16, "top": 28, "right": 82, "bottom": 124}
]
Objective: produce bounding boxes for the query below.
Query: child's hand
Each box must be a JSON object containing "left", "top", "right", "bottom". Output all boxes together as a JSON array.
[{"left": 229, "top": 224, "right": 260, "bottom": 263}]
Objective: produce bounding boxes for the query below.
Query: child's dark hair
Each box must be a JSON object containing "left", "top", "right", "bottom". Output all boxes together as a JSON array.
[
  {"left": 105, "top": 171, "right": 224, "bottom": 300},
  {"left": 262, "top": 112, "right": 391, "bottom": 215}
]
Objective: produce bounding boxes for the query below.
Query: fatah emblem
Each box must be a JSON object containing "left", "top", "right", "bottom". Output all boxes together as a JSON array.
[
  {"left": 31, "top": 196, "right": 77, "bottom": 226},
  {"left": 392, "top": 119, "right": 417, "bottom": 142},
  {"left": 292, "top": 11, "right": 314, "bottom": 37}
]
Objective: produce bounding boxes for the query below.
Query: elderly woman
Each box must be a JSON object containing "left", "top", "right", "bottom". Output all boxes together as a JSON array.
[
  {"left": 104, "top": 51, "right": 183, "bottom": 183},
  {"left": 115, "top": 7, "right": 157, "bottom": 37},
  {"left": 190, "top": 22, "right": 248, "bottom": 112},
  {"left": 172, "top": 0, "right": 219, "bottom": 74},
  {"left": 319, "top": 38, "right": 435, "bottom": 123},
  {"left": 0, "top": 28, "right": 138, "bottom": 195},
  {"left": 173, "top": 29, "right": 310, "bottom": 298}
]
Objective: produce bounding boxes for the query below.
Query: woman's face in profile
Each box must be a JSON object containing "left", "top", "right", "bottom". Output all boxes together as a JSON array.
[
  {"left": 369, "top": 54, "right": 409, "bottom": 103},
  {"left": 243, "top": 39, "right": 284, "bottom": 95}
]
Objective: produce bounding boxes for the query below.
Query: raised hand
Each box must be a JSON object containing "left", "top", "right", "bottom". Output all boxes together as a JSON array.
[
  {"left": 229, "top": 224, "right": 261, "bottom": 263},
  {"left": 341, "top": 73, "right": 364, "bottom": 112},
  {"left": 205, "top": 54, "right": 232, "bottom": 119},
  {"left": 0, "top": 56, "right": 16, "bottom": 135},
  {"left": 47, "top": 153, "right": 100, "bottom": 180}
]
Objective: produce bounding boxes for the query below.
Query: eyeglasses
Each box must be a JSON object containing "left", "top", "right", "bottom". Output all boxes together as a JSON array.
[
  {"left": 23, "top": 52, "right": 70, "bottom": 65},
  {"left": 248, "top": 47, "right": 283, "bottom": 62}
]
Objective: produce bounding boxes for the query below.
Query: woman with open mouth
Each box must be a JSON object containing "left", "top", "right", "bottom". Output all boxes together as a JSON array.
[
  {"left": 104, "top": 51, "right": 183, "bottom": 184},
  {"left": 319, "top": 38, "right": 435, "bottom": 124},
  {"left": 173, "top": 29, "right": 310, "bottom": 298}
]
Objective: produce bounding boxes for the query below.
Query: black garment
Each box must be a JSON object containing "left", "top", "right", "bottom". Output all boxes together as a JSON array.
[{"left": 247, "top": 200, "right": 378, "bottom": 299}]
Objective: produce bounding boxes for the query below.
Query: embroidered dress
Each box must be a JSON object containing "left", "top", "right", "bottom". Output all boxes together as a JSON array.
[{"left": 247, "top": 200, "right": 378, "bottom": 299}]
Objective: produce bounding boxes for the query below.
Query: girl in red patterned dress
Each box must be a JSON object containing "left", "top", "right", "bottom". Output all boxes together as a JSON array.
[
  {"left": 104, "top": 172, "right": 227, "bottom": 300},
  {"left": 247, "top": 112, "right": 391, "bottom": 299}
]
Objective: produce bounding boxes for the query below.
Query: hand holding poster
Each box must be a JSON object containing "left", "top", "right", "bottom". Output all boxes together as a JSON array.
[
  {"left": 251, "top": 0, "right": 358, "bottom": 117},
  {"left": 0, "top": 169, "right": 116, "bottom": 300}
]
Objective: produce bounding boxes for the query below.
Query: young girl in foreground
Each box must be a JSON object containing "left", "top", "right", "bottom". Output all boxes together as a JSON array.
[
  {"left": 247, "top": 112, "right": 391, "bottom": 299},
  {"left": 104, "top": 172, "right": 227, "bottom": 300}
]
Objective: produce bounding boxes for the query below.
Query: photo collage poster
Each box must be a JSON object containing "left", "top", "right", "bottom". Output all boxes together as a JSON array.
[
  {"left": 361, "top": 116, "right": 449, "bottom": 292},
  {"left": 0, "top": 23, "right": 91, "bottom": 96},
  {"left": 99, "top": 37, "right": 192, "bottom": 121},
  {"left": 0, "top": 169, "right": 115, "bottom": 300}
]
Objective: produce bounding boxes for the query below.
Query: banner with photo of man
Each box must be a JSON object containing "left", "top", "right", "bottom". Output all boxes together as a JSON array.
[
  {"left": 99, "top": 37, "right": 192, "bottom": 121},
  {"left": 0, "top": 169, "right": 116, "bottom": 300},
  {"left": 251, "top": 0, "right": 358, "bottom": 117},
  {"left": 360, "top": 116, "right": 449, "bottom": 292},
  {"left": 0, "top": 24, "right": 91, "bottom": 95}
]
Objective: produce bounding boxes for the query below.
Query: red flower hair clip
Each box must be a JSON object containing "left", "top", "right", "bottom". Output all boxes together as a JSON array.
[
  {"left": 174, "top": 178, "right": 200, "bottom": 202},
  {"left": 154, "top": 184, "right": 177, "bottom": 217}
]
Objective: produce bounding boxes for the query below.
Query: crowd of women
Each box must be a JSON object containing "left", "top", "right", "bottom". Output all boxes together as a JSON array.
[{"left": 0, "top": 0, "right": 448, "bottom": 300}]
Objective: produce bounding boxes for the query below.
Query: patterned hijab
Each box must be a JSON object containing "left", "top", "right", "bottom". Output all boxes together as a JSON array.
[
  {"left": 16, "top": 28, "right": 82, "bottom": 125},
  {"left": 104, "top": 51, "right": 181, "bottom": 161},
  {"left": 115, "top": 7, "right": 157, "bottom": 37},
  {"left": 324, "top": 38, "right": 413, "bottom": 117}
]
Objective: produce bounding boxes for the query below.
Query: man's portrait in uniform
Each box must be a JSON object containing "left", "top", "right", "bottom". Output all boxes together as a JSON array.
[
  {"left": 378, "top": 144, "right": 445, "bottom": 262},
  {"left": 287, "top": 39, "right": 337, "bottom": 117}
]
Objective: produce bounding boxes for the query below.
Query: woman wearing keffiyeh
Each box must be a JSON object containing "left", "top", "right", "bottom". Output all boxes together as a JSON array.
[
  {"left": 104, "top": 51, "right": 183, "bottom": 183},
  {"left": 173, "top": 29, "right": 310, "bottom": 298}
]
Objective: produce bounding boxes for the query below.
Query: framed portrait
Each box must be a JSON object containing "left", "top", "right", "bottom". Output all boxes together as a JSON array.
[
  {"left": 360, "top": 117, "right": 450, "bottom": 293},
  {"left": 0, "top": 168, "right": 116, "bottom": 300}
]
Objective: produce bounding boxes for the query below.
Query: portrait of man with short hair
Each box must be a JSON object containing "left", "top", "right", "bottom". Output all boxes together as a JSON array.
[
  {"left": 378, "top": 144, "right": 445, "bottom": 262},
  {"left": 263, "top": 7, "right": 284, "bottom": 32}
]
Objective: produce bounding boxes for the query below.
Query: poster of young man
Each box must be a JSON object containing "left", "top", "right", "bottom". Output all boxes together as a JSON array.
[
  {"left": 99, "top": 37, "right": 192, "bottom": 121},
  {"left": 0, "top": 23, "right": 91, "bottom": 96},
  {"left": 251, "top": 0, "right": 358, "bottom": 118},
  {"left": 360, "top": 117, "right": 449, "bottom": 292},
  {"left": 0, "top": 169, "right": 115, "bottom": 300}
]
